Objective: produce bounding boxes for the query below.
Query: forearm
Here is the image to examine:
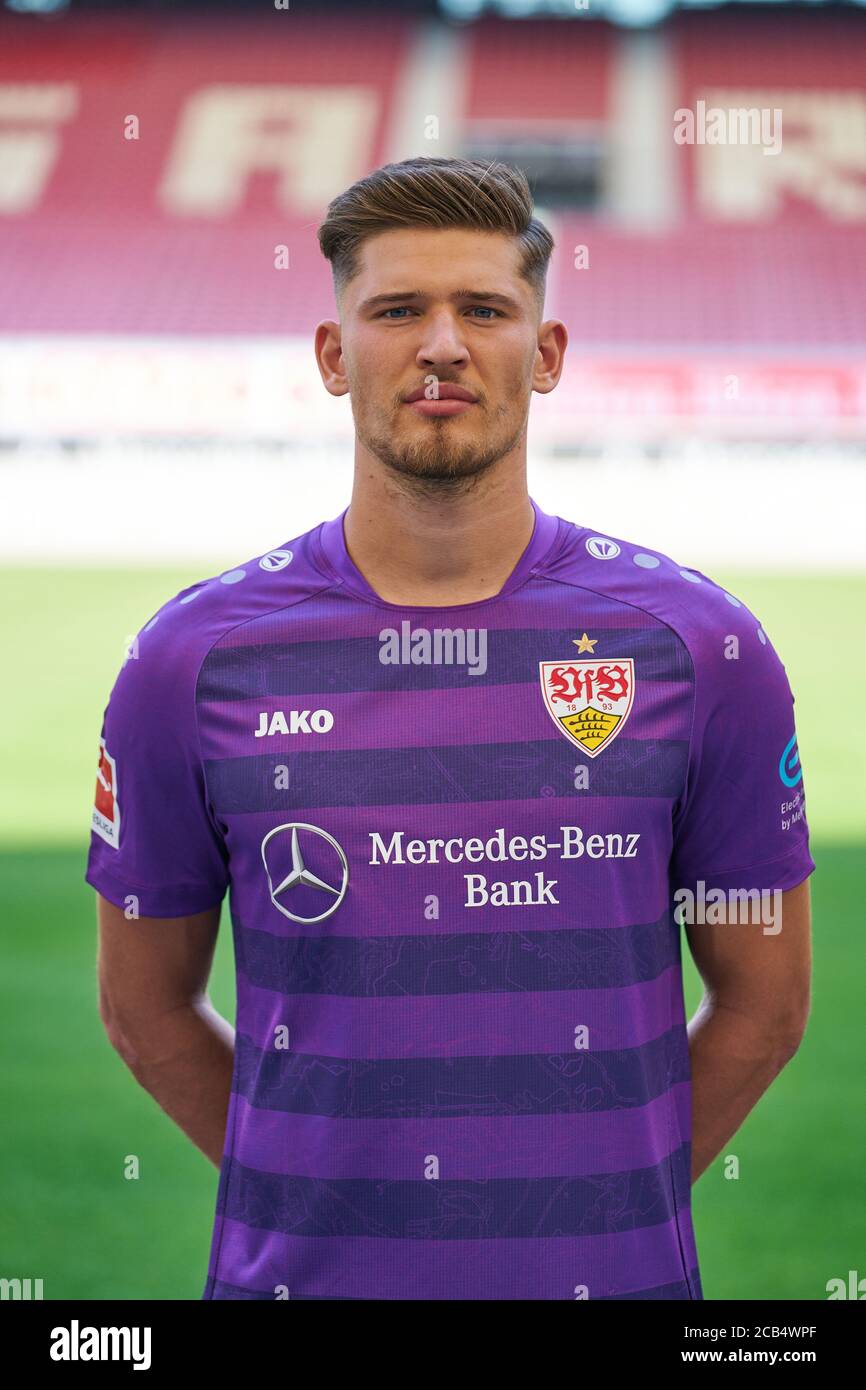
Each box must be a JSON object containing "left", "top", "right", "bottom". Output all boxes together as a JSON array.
[
  {"left": 687, "top": 997, "right": 801, "bottom": 1183},
  {"left": 108, "top": 997, "right": 235, "bottom": 1168}
]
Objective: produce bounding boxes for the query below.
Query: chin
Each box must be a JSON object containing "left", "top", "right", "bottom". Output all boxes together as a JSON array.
[{"left": 391, "top": 453, "right": 498, "bottom": 483}]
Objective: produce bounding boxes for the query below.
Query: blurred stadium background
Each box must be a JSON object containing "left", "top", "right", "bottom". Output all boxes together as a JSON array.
[{"left": 1, "top": 0, "right": 864, "bottom": 1300}]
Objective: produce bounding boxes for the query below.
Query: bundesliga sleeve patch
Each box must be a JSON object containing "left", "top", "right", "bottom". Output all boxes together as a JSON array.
[{"left": 92, "top": 737, "right": 121, "bottom": 848}]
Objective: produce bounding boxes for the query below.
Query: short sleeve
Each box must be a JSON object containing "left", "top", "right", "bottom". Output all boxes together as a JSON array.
[
  {"left": 670, "top": 614, "right": 815, "bottom": 896},
  {"left": 84, "top": 622, "right": 230, "bottom": 918}
]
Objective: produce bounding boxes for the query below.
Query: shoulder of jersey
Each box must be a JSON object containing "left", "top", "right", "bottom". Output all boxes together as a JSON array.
[
  {"left": 129, "top": 523, "right": 333, "bottom": 660},
  {"left": 549, "top": 517, "right": 774, "bottom": 657}
]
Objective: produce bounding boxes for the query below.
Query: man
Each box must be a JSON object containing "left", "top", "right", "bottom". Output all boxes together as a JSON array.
[{"left": 87, "top": 156, "right": 814, "bottom": 1300}]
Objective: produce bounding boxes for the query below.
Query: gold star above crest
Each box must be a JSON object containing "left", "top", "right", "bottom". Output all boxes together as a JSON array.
[{"left": 573, "top": 632, "right": 598, "bottom": 653}]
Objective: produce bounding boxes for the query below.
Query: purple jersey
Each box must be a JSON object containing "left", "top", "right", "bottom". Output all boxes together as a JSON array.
[{"left": 85, "top": 498, "right": 814, "bottom": 1300}]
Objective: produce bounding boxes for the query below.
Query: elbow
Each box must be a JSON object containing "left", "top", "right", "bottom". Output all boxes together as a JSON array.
[
  {"left": 98, "top": 983, "right": 142, "bottom": 1069},
  {"left": 774, "top": 1001, "right": 811, "bottom": 1063}
]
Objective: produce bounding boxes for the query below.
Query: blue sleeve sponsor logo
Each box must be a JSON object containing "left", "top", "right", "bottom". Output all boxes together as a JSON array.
[{"left": 779, "top": 733, "right": 803, "bottom": 787}]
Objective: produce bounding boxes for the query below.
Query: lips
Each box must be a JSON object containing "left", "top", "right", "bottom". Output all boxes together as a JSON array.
[{"left": 404, "top": 383, "right": 479, "bottom": 404}]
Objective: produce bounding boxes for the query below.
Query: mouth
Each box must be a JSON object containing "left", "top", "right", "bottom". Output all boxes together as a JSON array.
[
  {"left": 404, "top": 397, "right": 477, "bottom": 418},
  {"left": 403, "top": 385, "right": 479, "bottom": 418}
]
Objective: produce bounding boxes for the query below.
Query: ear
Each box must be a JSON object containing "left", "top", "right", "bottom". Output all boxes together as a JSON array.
[
  {"left": 314, "top": 320, "right": 349, "bottom": 397},
  {"left": 532, "top": 319, "right": 568, "bottom": 395}
]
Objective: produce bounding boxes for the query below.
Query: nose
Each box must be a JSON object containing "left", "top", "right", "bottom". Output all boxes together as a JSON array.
[{"left": 416, "top": 308, "right": 470, "bottom": 371}]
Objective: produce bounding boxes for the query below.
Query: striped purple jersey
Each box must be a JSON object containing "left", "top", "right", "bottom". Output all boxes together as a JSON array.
[{"left": 85, "top": 497, "right": 815, "bottom": 1300}]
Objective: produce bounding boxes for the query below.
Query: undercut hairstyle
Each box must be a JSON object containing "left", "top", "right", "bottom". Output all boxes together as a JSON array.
[{"left": 317, "top": 156, "right": 554, "bottom": 315}]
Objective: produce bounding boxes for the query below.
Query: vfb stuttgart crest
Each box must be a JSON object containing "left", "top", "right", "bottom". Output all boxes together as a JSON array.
[{"left": 539, "top": 657, "right": 635, "bottom": 757}]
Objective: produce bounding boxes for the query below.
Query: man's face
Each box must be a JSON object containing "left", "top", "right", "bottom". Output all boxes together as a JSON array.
[{"left": 332, "top": 227, "right": 547, "bottom": 485}]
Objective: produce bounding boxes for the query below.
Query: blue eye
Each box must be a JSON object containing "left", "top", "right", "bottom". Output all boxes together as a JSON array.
[{"left": 379, "top": 305, "right": 503, "bottom": 320}]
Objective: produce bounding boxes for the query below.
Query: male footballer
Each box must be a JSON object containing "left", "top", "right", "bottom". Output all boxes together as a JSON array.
[{"left": 87, "top": 157, "right": 814, "bottom": 1300}]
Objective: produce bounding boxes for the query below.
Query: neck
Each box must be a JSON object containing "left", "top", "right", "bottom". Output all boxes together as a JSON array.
[{"left": 341, "top": 460, "right": 535, "bottom": 607}]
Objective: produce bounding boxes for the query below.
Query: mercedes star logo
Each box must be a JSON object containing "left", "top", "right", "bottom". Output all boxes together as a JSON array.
[{"left": 261, "top": 822, "right": 349, "bottom": 924}]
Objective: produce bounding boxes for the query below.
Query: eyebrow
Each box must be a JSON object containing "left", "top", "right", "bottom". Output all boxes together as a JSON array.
[{"left": 357, "top": 289, "right": 522, "bottom": 314}]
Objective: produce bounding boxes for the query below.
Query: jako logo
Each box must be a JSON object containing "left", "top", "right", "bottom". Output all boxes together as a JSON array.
[
  {"left": 585, "top": 536, "right": 620, "bottom": 560},
  {"left": 255, "top": 709, "right": 334, "bottom": 737},
  {"left": 49, "top": 1320, "right": 151, "bottom": 1370}
]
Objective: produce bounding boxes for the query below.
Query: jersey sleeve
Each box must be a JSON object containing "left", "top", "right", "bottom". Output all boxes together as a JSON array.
[
  {"left": 84, "top": 607, "right": 230, "bottom": 918},
  {"left": 670, "top": 608, "right": 815, "bottom": 896}
]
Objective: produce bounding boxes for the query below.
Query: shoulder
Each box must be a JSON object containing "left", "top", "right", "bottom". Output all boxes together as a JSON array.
[
  {"left": 104, "top": 524, "right": 336, "bottom": 717},
  {"left": 545, "top": 517, "right": 783, "bottom": 677},
  {"left": 126, "top": 524, "right": 334, "bottom": 673}
]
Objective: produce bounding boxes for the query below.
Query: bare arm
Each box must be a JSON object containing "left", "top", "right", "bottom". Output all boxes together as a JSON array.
[
  {"left": 685, "top": 876, "right": 813, "bottom": 1183},
  {"left": 96, "top": 891, "right": 234, "bottom": 1168}
]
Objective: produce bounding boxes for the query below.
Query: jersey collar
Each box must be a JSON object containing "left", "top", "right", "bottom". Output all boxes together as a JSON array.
[{"left": 316, "top": 496, "right": 561, "bottom": 611}]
